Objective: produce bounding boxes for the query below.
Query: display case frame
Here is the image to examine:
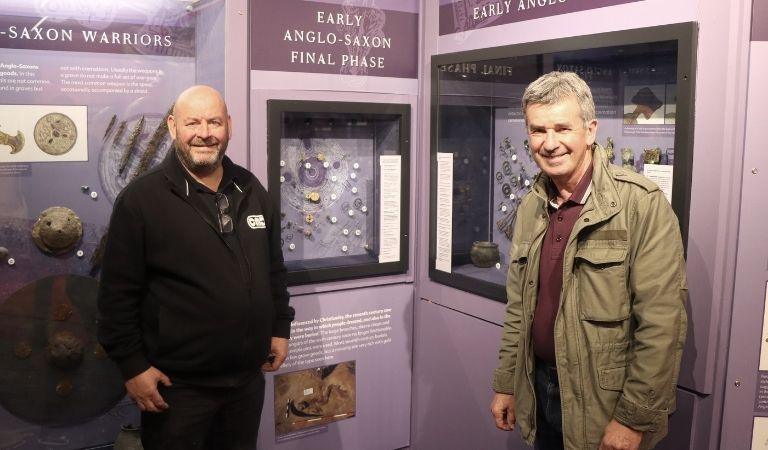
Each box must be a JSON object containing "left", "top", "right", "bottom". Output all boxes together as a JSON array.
[
  {"left": 428, "top": 22, "right": 697, "bottom": 302},
  {"left": 267, "top": 100, "right": 410, "bottom": 286}
]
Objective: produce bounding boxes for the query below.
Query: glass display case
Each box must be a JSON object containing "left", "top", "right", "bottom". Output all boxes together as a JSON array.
[
  {"left": 267, "top": 101, "right": 410, "bottom": 285},
  {"left": 429, "top": 23, "right": 696, "bottom": 301}
]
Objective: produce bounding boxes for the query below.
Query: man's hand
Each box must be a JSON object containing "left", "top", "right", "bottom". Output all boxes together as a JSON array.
[
  {"left": 261, "top": 337, "right": 289, "bottom": 372},
  {"left": 599, "top": 419, "right": 643, "bottom": 450},
  {"left": 125, "top": 366, "right": 172, "bottom": 413},
  {"left": 490, "top": 393, "right": 516, "bottom": 431}
]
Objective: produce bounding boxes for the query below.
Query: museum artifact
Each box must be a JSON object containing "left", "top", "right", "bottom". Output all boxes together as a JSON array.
[
  {"left": 31, "top": 206, "right": 83, "bottom": 255},
  {"left": 133, "top": 105, "right": 173, "bottom": 178},
  {"left": 0, "top": 275, "right": 126, "bottom": 425},
  {"left": 0, "top": 127, "right": 25, "bottom": 154},
  {"left": 112, "top": 120, "right": 127, "bottom": 147},
  {"left": 604, "top": 136, "right": 615, "bottom": 162},
  {"left": 34, "top": 112, "right": 78, "bottom": 155},
  {"left": 470, "top": 241, "right": 500, "bottom": 268},
  {"left": 103, "top": 114, "right": 117, "bottom": 141},
  {"left": 643, "top": 146, "right": 661, "bottom": 164},
  {"left": 621, "top": 147, "right": 635, "bottom": 171},
  {"left": 118, "top": 116, "right": 145, "bottom": 175}
]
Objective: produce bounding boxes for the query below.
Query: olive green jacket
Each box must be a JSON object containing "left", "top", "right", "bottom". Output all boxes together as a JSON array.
[{"left": 492, "top": 145, "right": 687, "bottom": 449}]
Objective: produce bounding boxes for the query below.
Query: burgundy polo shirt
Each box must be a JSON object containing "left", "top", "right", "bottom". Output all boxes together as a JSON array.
[{"left": 532, "top": 164, "right": 593, "bottom": 364}]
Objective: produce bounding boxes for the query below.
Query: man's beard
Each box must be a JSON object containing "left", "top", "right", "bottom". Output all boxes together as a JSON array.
[{"left": 175, "top": 139, "right": 227, "bottom": 174}]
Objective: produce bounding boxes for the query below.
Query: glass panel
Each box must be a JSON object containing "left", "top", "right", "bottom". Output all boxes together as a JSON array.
[
  {"left": 269, "top": 102, "right": 409, "bottom": 285},
  {"left": 431, "top": 34, "right": 688, "bottom": 301}
]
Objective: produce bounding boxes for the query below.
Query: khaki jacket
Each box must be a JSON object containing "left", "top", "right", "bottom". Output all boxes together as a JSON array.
[{"left": 492, "top": 146, "right": 687, "bottom": 449}]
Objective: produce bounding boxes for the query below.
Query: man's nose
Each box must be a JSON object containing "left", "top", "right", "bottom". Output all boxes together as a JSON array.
[
  {"left": 197, "top": 121, "right": 210, "bottom": 138},
  {"left": 543, "top": 129, "right": 558, "bottom": 150}
]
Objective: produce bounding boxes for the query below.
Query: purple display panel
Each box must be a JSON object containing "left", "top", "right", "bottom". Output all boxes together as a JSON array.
[
  {"left": 0, "top": 14, "right": 194, "bottom": 56},
  {"left": 753, "top": 0, "right": 768, "bottom": 41},
  {"left": 250, "top": 0, "right": 418, "bottom": 78},
  {"left": 439, "top": 0, "right": 643, "bottom": 35},
  {"left": 257, "top": 284, "right": 412, "bottom": 450},
  {"left": 0, "top": 1, "right": 201, "bottom": 447}
]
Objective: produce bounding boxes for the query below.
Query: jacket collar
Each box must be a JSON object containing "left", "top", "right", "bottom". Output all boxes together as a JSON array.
[{"left": 161, "top": 147, "right": 252, "bottom": 197}]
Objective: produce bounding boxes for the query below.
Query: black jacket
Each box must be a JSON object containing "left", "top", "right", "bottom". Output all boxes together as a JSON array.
[{"left": 97, "top": 151, "right": 293, "bottom": 383}]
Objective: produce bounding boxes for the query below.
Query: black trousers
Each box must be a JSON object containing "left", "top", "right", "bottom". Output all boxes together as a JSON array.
[
  {"left": 141, "top": 373, "right": 265, "bottom": 450},
  {"left": 534, "top": 359, "right": 564, "bottom": 450}
]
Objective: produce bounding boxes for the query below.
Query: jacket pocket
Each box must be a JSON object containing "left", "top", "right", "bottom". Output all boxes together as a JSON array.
[
  {"left": 598, "top": 364, "right": 627, "bottom": 391},
  {"left": 575, "top": 245, "right": 630, "bottom": 321}
]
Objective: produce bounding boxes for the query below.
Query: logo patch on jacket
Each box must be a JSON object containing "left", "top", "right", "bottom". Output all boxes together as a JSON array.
[{"left": 247, "top": 215, "right": 266, "bottom": 229}]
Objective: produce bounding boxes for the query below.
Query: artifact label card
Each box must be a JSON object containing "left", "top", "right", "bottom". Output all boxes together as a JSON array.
[
  {"left": 435, "top": 152, "right": 453, "bottom": 273},
  {"left": 753, "top": 416, "right": 768, "bottom": 449},
  {"left": 642, "top": 164, "right": 673, "bottom": 203},
  {"left": 0, "top": 105, "right": 88, "bottom": 163},
  {"left": 378, "top": 155, "right": 401, "bottom": 263}
]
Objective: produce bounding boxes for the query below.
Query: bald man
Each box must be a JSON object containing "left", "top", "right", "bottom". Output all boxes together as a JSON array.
[{"left": 98, "top": 85, "right": 294, "bottom": 450}]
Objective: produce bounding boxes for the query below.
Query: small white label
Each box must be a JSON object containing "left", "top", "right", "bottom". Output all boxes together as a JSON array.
[{"left": 303, "top": 388, "right": 314, "bottom": 396}]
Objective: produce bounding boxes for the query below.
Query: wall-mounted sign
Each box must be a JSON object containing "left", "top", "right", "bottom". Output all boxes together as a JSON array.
[
  {"left": 439, "top": 0, "right": 643, "bottom": 35},
  {"left": 250, "top": 0, "right": 418, "bottom": 79},
  {"left": 0, "top": 15, "right": 194, "bottom": 57}
]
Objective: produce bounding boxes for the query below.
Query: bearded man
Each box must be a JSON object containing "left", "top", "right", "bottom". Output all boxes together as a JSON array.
[{"left": 98, "top": 85, "right": 294, "bottom": 450}]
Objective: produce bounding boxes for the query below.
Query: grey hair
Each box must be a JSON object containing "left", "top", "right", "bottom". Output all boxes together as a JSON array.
[{"left": 522, "top": 71, "right": 596, "bottom": 126}]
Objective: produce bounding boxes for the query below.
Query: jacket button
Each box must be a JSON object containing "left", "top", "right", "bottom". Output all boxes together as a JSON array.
[
  {"left": 528, "top": 280, "right": 534, "bottom": 286},
  {"left": 584, "top": 218, "right": 590, "bottom": 223},
  {"left": 610, "top": 201, "right": 617, "bottom": 207}
]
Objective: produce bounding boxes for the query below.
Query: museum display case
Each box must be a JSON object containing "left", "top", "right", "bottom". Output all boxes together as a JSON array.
[
  {"left": 429, "top": 23, "right": 697, "bottom": 301},
  {"left": 267, "top": 100, "right": 410, "bottom": 285}
]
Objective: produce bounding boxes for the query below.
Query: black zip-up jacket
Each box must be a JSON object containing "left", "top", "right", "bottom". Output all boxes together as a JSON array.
[{"left": 97, "top": 151, "right": 293, "bottom": 384}]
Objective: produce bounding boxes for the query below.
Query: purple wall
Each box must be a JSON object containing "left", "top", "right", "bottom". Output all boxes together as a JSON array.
[{"left": 718, "top": 39, "right": 768, "bottom": 449}]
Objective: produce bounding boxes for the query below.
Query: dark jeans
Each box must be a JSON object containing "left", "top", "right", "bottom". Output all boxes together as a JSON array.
[
  {"left": 534, "top": 359, "right": 564, "bottom": 450},
  {"left": 141, "top": 373, "right": 265, "bottom": 450}
]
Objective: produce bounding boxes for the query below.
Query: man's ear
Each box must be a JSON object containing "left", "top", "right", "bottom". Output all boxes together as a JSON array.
[
  {"left": 167, "top": 114, "right": 177, "bottom": 140},
  {"left": 585, "top": 118, "right": 598, "bottom": 145}
]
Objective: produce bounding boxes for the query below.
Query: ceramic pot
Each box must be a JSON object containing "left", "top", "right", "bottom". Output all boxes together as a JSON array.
[{"left": 470, "top": 241, "right": 500, "bottom": 268}]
